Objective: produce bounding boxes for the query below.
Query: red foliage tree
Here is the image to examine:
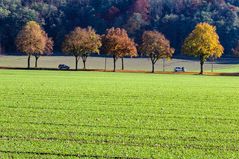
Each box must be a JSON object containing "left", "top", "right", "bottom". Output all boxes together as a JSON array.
[
  {"left": 140, "top": 31, "right": 175, "bottom": 73},
  {"left": 131, "top": 0, "right": 149, "bottom": 21},
  {"left": 104, "top": 6, "right": 120, "bottom": 21},
  {"left": 101, "top": 28, "right": 137, "bottom": 72}
]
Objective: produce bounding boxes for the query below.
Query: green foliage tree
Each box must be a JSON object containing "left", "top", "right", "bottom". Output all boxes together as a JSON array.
[{"left": 1, "top": 0, "right": 239, "bottom": 56}]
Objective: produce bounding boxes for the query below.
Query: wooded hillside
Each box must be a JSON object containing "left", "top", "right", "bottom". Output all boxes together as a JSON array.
[{"left": 1, "top": 0, "right": 239, "bottom": 55}]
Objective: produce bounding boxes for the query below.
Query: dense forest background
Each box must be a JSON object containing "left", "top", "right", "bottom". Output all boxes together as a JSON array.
[{"left": 1, "top": 0, "right": 239, "bottom": 56}]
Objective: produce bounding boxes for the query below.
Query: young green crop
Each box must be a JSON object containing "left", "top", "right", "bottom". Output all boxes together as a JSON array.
[{"left": 0, "top": 70, "right": 239, "bottom": 158}]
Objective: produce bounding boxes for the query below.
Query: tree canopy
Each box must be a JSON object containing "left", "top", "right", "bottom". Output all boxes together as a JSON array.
[
  {"left": 101, "top": 28, "right": 137, "bottom": 71},
  {"left": 1, "top": 0, "right": 239, "bottom": 55},
  {"left": 62, "top": 27, "right": 101, "bottom": 70},
  {"left": 140, "top": 31, "right": 175, "bottom": 73},
  {"left": 16, "top": 21, "right": 46, "bottom": 55},
  {"left": 182, "top": 22, "right": 224, "bottom": 74},
  {"left": 16, "top": 21, "right": 47, "bottom": 68}
]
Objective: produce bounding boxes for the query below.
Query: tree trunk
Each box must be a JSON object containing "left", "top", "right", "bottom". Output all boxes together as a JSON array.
[
  {"left": 83, "top": 61, "right": 86, "bottom": 70},
  {"left": 75, "top": 56, "right": 79, "bottom": 70},
  {"left": 151, "top": 56, "right": 156, "bottom": 73},
  {"left": 27, "top": 55, "right": 31, "bottom": 69},
  {"left": 152, "top": 62, "right": 155, "bottom": 73},
  {"left": 35, "top": 55, "right": 39, "bottom": 68},
  {"left": 211, "top": 61, "right": 214, "bottom": 73},
  {"left": 82, "top": 55, "right": 88, "bottom": 70},
  {"left": 113, "top": 56, "right": 117, "bottom": 72},
  {"left": 211, "top": 58, "right": 214, "bottom": 73},
  {"left": 104, "top": 57, "right": 107, "bottom": 71},
  {"left": 163, "top": 58, "right": 166, "bottom": 72},
  {"left": 121, "top": 58, "right": 124, "bottom": 70},
  {"left": 200, "top": 57, "right": 205, "bottom": 75}
]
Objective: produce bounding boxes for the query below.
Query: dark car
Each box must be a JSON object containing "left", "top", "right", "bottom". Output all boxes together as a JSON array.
[
  {"left": 58, "top": 64, "right": 70, "bottom": 70},
  {"left": 174, "top": 67, "right": 186, "bottom": 72}
]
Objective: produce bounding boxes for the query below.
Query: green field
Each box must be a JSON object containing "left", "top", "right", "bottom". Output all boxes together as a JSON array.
[
  {"left": 0, "top": 70, "right": 239, "bottom": 158},
  {"left": 215, "top": 65, "right": 239, "bottom": 72}
]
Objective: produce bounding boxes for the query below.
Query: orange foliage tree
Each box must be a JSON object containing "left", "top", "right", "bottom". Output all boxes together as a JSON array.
[
  {"left": 140, "top": 31, "right": 175, "bottom": 73},
  {"left": 16, "top": 21, "right": 47, "bottom": 68},
  {"left": 182, "top": 23, "right": 224, "bottom": 74},
  {"left": 62, "top": 27, "right": 101, "bottom": 70},
  {"left": 33, "top": 31, "right": 54, "bottom": 68},
  {"left": 101, "top": 28, "right": 137, "bottom": 71}
]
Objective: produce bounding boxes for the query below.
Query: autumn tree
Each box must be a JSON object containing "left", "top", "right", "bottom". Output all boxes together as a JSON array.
[
  {"left": 125, "top": 13, "right": 147, "bottom": 36},
  {"left": 210, "top": 45, "right": 225, "bottom": 72},
  {"left": 34, "top": 31, "right": 54, "bottom": 68},
  {"left": 62, "top": 27, "right": 101, "bottom": 70},
  {"left": 16, "top": 21, "right": 47, "bottom": 69},
  {"left": 1, "top": 0, "right": 239, "bottom": 55},
  {"left": 131, "top": 0, "right": 149, "bottom": 21},
  {"left": 140, "top": 31, "right": 175, "bottom": 73},
  {"left": 182, "top": 23, "right": 224, "bottom": 74},
  {"left": 44, "top": 36, "right": 54, "bottom": 56},
  {"left": 101, "top": 28, "right": 137, "bottom": 71},
  {"left": 81, "top": 27, "right": 102, "bottom": 69}
]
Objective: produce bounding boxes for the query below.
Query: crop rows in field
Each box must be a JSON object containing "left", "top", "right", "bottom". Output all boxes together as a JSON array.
[{"left": 0, "top": 70, "right": 239, "bottom": 158}]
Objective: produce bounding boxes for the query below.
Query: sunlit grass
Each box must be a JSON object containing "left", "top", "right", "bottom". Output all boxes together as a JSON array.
[{"left": 0, "top": 70, "right": 239, "bottom": 158}]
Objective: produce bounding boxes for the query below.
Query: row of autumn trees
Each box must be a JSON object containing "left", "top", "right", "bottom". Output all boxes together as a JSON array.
[
  {"left": 15, "top": 21, "right": 224, "bottom": 74},
  {"left": 1, "top": 0, "right": 239, "bottom": 55}
]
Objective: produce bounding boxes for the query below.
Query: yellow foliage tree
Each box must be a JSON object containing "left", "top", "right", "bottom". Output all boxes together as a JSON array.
[
  {"left": 62, "top": 27, "right": 101, "bottom": 70},
  {"left": 182, "top": 22, "right": 224, "bottom": 74},
  {"left": 16, "top": 21, "right": 47, "bottom": 69}
]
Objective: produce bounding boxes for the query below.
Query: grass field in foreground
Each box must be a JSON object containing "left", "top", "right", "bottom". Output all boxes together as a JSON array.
[{"left": 0, "top": 70, "right": 239, "bottom": 158}]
